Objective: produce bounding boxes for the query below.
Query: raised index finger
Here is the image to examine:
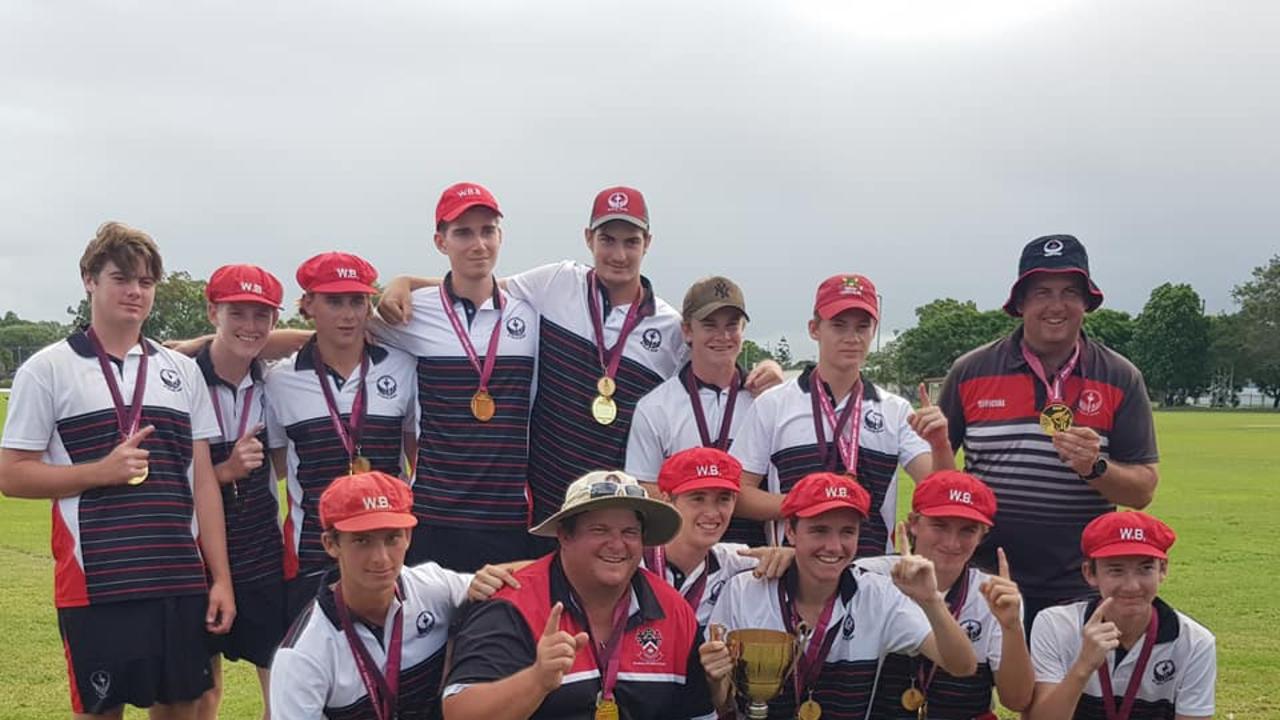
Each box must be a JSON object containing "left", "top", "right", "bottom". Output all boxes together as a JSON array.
[
  {"left": 997, "top": 547, "right": 1011, "bottom": 579},
  {"left": 1087, "top": 597, "right": 1113, "bottom": 625},
  {"left": 126, "top": 425, "right": 156, "bottom": 446},
  {"left": 544, "top": 601, "right": 565, "bottom": 637},
  {"left": 917, "top": 383, "right": 932, "bottom": 408},
  {"left": 241, "top": 423, "right": 266, "bottom": 441},
  {"left": 894, "top": 520, "right": 912, "bottom": 555}
]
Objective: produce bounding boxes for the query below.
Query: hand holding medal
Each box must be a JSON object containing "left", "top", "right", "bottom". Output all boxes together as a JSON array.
[
  {"left": 102, "top": 425, "right": 155, "bottom": 487},
  {"left": 1051, "top": 425, "right": 1104, "bottom": 476}
]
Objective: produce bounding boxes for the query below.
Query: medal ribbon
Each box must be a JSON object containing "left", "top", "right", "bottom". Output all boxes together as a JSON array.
[
  {"left": 86, "top": 329, "right": 148, "bottom": 441},
  {"left": 1097, "top": 608, "right": 1159, "bottom": 720},
  {"left": 314, "top": 346, "right": 370, "bottom": 461},
  {"left": 1020, "top": 339, "right": 1082, "bottom": 405},
  {"left": 915, "top": 566, "right": 971, "bottom": 694},
  {"left": 809, "top": 368, "right": 862, "bottom": 474},
  {"left": 209, "top": 384, "right": 256, "bottom": 442},
  {"left": 586, "top": 270, "right": 646, "bottom": 384},
  {"left": 584, "top": 589, "right": 633, "bottom": 703},
  {"left": 777, "top": 579, "right": 840, "bottom": 702},
  {"left": 439, "top": 277, "right": 506, "bottom": 397},
  {"left": 644, "top": 546, "right": 711, "bottom": 611},
  {"left": 334, "top": 584, "right": 403, "bottom": 720},
  {"left": 682, "top": 364, "right": 741, "bottom": 450}
]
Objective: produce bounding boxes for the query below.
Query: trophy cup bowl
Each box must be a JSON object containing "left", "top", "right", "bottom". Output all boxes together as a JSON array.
[{"left": 726, "top": 628, "right": 798, "bottom": 719}]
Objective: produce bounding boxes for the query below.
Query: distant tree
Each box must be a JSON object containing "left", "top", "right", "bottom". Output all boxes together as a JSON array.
[
  {"left": 1083, "top": 308, "right": 1135, "bottom": 356},
  {"left": 738, "top": 339, "right": 775, "bottom": 369},
  {"left": 1232, "top": 255, "right": 1280, "bottom": 407},
  {"left": 893, "top": 299, "right": 1016, "bottom": 384},
  {"left": 0, "top": 317, "right": 72, "bottom": 376},
  {"left": 1207, "top": 312, "right": 1249, "bottom": 407},
  {"left": 68, "top": 271, "right": 213, "bottom": 341},
  {"left": 1130, "top": 283, "right": 1211, "bottom": 406},
  {"left": 863, "top": 339, "right": 903, "bottom": 394},
  {"left": 278, "top": 313, "right": 314, "bottom": 330},
  {"left": 774, "top": 336, "right": 793, "bottom": 367}
]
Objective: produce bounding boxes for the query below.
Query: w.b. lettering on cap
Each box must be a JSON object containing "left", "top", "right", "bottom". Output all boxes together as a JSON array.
[
  {"left": 335, "top": 267, "right": 358, "bottom": 279},
  {"left": 695, "top": 464, "right": 721, "bottom": 477},
  {"left": 825, "top": 485, "right": 850, "bottom": 499},
  {"left": 1119, "top": 527, "right": 1146, "bottom": 541},
  {"left": 361, "top": 495, "right": 392, "bottom": 511},
  {"left": 240, "top": 281, "right": 264, "bottom": 295},
  {"left": 948, "top": 489, "right": 973, "bottom": 505},
  {"left": 456, "top": 186, "right": 483, "bottom": 198}
]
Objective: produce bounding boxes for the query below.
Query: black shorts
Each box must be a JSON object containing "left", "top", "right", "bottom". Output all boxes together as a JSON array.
[
  {"left": 285, "top": 572, "right": 326, "bottom": 628},
  {"left": 407, "top": 523, "right": 538, "bottom": 572},
  {"left": 207, "top": 577, "right": 286, "bottom": 668},
  {"left": 58, "top": 595, "right": 213, "bottom": 714}
]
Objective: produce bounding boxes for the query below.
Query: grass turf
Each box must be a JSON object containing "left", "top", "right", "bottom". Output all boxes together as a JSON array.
[{"left": 1, "top": 399, "right": 1277, "bottom": 718}]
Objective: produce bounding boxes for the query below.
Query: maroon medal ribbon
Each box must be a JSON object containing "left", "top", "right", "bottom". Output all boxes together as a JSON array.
[
  {"left": 1020, "top": 339, "right": 1082, "bottom": 405},
  {"left": 86, "top": 329, "right": 149, "bottom": 442},
  {"left": 682, "top": 365, "right": 741, "bottom": 450},
  {"left": 439, "top": 278, "right": 506, "bottom": 399},
  {"left": 1097, "top": 608, "right": 1159, "bottom": 720},
  {"left": 586, "top": 270, "right": 646, "bottom": 385},
  {"left": 334, "top": 584, "right": 403, "bottom": 720},
  {"left": 314, "top": 346, "right": 370, "bottom": 461},
  {"left": 644, "top": 546, "right": 711, "bottom": 611},
  {"left": 209, "top": 385, "right": 256, "bottom": 442},
  {"left": 915, "top": 567, "right": 972, "bottom": 694},
  {"left": 584, "top": 588, "right": 632, "bottom": 703},
  {"left": 809, "top": 368, "right": 862, "bottom": 475},
  {"left": 777, "top": 579, "right": 840, "bottom": 704}
]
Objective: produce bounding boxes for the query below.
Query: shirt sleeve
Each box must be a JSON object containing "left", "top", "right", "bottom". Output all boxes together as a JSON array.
[
  {"left": 444, "top": 599, "right": 538, "bottom": 694},
  {"left": 880, "top": 582, "right": 933, "bottom": 656},
  {"left": 713, "top": 543, "right": 757, "bottom": 576},
  {"left": 1175, "top": 630, "right": 1216, "bottom": 717},
  {"left": 893, "top": 397, "right": 931, "bottom": 468},
  {"left": 504, "top": 261, "right": 573, "bottom": 312},
  {"left": 399, "top": 358, "right": 419, "bottom": 436},
  {"left": 269, "top": 646, "right": 331, "bottom": 719},
  {"left": 408, "top": 562, "right": 474, "bottom": 608},
  {"left": 624, "top": 394, "right": 666, "bottom": 482},
  {"left": 185, "top": 364, "right": 222, "bottom": 441},
  {"left": 0, "top": 360, "right": 55, "bottom": 451},
  {"left": 728, "top": 396, "right": 773, "bottom": 476},
  {"left": 1105, "top": 361, "right": 1159, "bottom": 464},
  {"left": 938, "top": 364, "right": 967, "bottom": 454},
  {"left": 1029, "top": 607, "right": 1074, "bottom": 683}
]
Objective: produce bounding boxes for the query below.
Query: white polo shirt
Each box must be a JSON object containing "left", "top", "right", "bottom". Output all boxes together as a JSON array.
[
  {"left": 643, "top": 542, "right": 758, "bottom": 629},
  {"left": 1031, "top": 597, "right": 1216, "bottom": 719},
  {"left": 270, "top": 562, "right": 473, "bottom": 720},
  {"left": 856, "top": 556, "right": 1012, "bottom": 717},
  {"left": 0, "top": 331, "right": 220, "bottom": 608},
  {"left": 263, "top": 338, "right": 418, "bottom": 580},
  {"left": 708, "top": 566, "right": 931, "bottom": 720},
  {"left": 369, "top": 278, "right": 539, "bottom": 529},
  {"left": 506, "top": 260, "right": 688, "bottom": 526},
  {"left": 731, "top": 366, "right": 931, "bottom": 554}
]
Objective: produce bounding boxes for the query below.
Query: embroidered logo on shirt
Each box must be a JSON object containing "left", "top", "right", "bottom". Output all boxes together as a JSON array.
[
  {"left": 1152, "top": 659, "right": 1176, "bottom": 684},
  {"left": 160, "top": 368, "right": 182, "bottom": 391},
  {"left": 863, "top": 408, "right": 884, "bottom": 433},
  {"left": 416, "top": 610, "right": 436, "bottom": 635},
  {"left": 641, "top": 328, "right": 662, "bottom": 352},
  {"left": 1078, "top": 389, "right": 1104, "bottom": 416},
  {"left": 635, "top": 627, "right": 665, "bottom": 664},
  {"left": 90, "top": 670, "right": 111, "bottom": 699},
  {"left": 376, "top": 375, "right": 397, "bottom": 399},
  {"left": 506, "top": 316, "right": 527, "bottom": 339},
  {"left": 841, "top": 613, "right": 856, "bottom": 639},
  {"left": 960, "top": 618, "right": 983, "bottom": 642}
]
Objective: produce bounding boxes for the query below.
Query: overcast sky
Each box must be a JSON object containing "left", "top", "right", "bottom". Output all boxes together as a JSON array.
[{"left": 2, "top": 0, "right": 1276, "bottom": 357}]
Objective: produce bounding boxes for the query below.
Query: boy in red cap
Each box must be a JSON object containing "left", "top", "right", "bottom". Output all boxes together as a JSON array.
[
  {"left": 732, "top": 273, "right": 954, "bottom": 553},
  {"left": 263, "top": 252, "right": 419, "bottom": 626},
  {"left": 270, "top": 471, "right": 482, "bottom": 719},
  {"left": 857, "top": 470, "right": 1033, "bottom": 718},
  {"left": 196, "top": 264, "right": 286, "bottom": 719},
  {"left": 701, "top": 472, "right": 977, "bottom": 720},
  {"left": 1027, "top": 511, "right": 1215, "bottom": 719}
]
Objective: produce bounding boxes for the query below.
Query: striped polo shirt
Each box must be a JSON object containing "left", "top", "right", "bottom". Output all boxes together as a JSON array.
[
  {"left": 507, "top": 260, "right": 687, "bottom": 525},
  {"left": 196, "top": 343, "right": 282, "bottom": 585},
  {"left": 625, "top": 361, "right": 759, "bottom": 545},
  {"left": 642, "top": 541, "right": 757, "bottom": 630},
  {"left": 731, "top": 365, "right": 931, "bottom": 552},
  {"left": 1, "top": 331, "right": 221, "bottom": 608},
  {"left": 369, "top": 277, "right": 539, "bottom": 529},
  {"left": 938, "top": 328, "right": 1159, "bottom": 599},
  {"left": 707, "top": 565, "right": 932, "bottom": 720},
  {"left": 1031, "top": 598, "right": 1215, "bottom": 719},
  {"left": 263, "top": 337, "right": 418, "bottom": 580}
]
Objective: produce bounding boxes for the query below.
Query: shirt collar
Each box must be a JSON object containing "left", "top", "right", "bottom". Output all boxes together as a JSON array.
[
  {"left": 796, "top": 363, "right": 880, "bottom": 403},
  {"left": 196, "top": 340, "right": 262, "bottom": 390},
  {"left": 67, "top": 328, "right": 159, "bottom": 359},
  {"left": 780, "top": 563, "right": 859, "bottom": 607},
  {"left": 443, "top": 272, "right": 503, "bottom": 314},
  {"left": 293, "top": 334, "right": 389, "bottom": 372},
  {"left": 550, "top": 553, "right": 666, "bottom": 629},
  {"left": 593, "top": 272, "right": 659, "bottom": 319},
  {"left": 679, "top": 361, "right": 748, "bottom": 393},
  {"left": 315, "top": 566, "right": 407, "bottom": 631},
  {"left": 1001, "top": 325, "right": 1094, "bottom": 376}
]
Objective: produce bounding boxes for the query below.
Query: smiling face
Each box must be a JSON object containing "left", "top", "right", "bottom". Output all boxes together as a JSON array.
[
  {"left": 906, "top": 513, "right": 987, "bottom": 583},
  {"left": 558, "top": 507, "right": 645, "bottom": 592},
  {"left": 208, "top": 301, "right": 277, "bottom": 363},
  {"left": 683, "top": 307, "right": 745, "bottom": 371},
  {"left": 302, "top": 292, "right": 371, "bottom": 350},
  {"left": 809, "top": 308, "right": 876, "bottom": 376},
  {"left": 1017, "top": 273, "right": 1087, "bottom": 353},
  {"left": 786, "top": 509, "right": 861, "bottom": 586},
  {"left": 324, "top": 527, "right": 410, "bottom": 599},
  {"left": 84, "top": 258, "right": 157, "bottom": 330},
  {"left": 435, "top": 206, "right": 503, "bottom": 283},
  {"left": 668, "top": 489, "right": 737, "bottom": 552},
  {"left": 1084, "top": 555, "right": 1167, "bottom": 622},
  {"left": 585, "top": 220, "right": 650, "bottom": 290}
]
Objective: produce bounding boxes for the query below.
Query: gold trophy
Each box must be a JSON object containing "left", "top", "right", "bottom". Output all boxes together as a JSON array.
[{"left": 725, "top": 628, "right": 799, "bottom": 719}]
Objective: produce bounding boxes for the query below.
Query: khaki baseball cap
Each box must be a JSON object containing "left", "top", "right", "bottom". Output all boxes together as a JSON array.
[{"left": 681, "top": 276, "right": 750, "bottom": 323}]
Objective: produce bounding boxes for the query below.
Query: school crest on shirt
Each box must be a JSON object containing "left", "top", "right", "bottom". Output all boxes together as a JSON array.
[
  {"left": 960, "top": 618, "right": 983, "bottom": 642},
  {"left": 863, "top": 408, "right": 885, "bottom": 433},
  {"left": 1152, "top": 659, "right": 1176, "bottom": 684},
  {"left": 159, "top": 368, "right": 182, "bottom": 391},
  {"left": 416, "top": 610, "right": 436, "bottom": 635},
  {"left": 635, "top": 627, "right": 665, "bottom": 664},
  {"left": 641, "top": 328, "right": 662, "bottom": 352},
  {"left": 1077, "top": 389, "right": 1104, "bottom": 416},
  {"left": 841, "top": 612, "right": 856, "bottom": 639},
  {"left": 708, "top": 579, "right": 726, "bottom": 605},
  {"left": 375, "top": 374, "right": 398, "bottom": 399},
  {"left": 506, "top": 316, "right": 527, "bottom": 339}
]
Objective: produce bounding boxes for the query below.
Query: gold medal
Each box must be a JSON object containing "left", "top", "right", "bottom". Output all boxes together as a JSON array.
[
  {"left": 128, "top": 465, "right": 149, "bottom": 486},
  {"left": 797, "top": 698, "right": 823, "bottom": 720},
  {"left": 349, "top": 455, "right": 373, "bottom": 474},
  {"left": 591, "top": 395, "right": 617, "bottom": 425},
  {"left": 596, "top": 375, "right": 616, "bottom": 398},
  {"left": 901, "top": 687, "right": 926, "bottom": 711},
  {"left": 593, "top": 697, "right": 620, "bottom": 720},
  {"left": 470, "top": 390, "right": 496, "bottom": 422},
  {"left": 1039, "top": 402, "right": 1074, "bottom": 435}
]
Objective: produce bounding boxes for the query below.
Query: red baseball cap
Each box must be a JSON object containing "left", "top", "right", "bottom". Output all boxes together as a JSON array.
[
  {"left": 296, "top": 252, "right": 378, "bottom": 295},
  {"left": 205, "top": 264, "right": 284, "bottom": 308},
  {"left": 589, "top": 186, "right": 649, "bottom": 231},
  {"left": 912, "top": 470, "right": 997, "bottom": 527},
  {"left": 319, "top": 471, "right": 418, "bottom": 533},
  {"left": 814, "top": 274, "right": 879, "bottom": 321},
  {"left": 780, "top": 472, "right": 871, "bottom": 519},
  {"left": 436, "top": 182, "right": 502, "bottom": 226},
  {"left": 657, "top": 447, "right": 742, "bottom": 496},
  {"left": 1081, "top": 511, "right": 1176, "bottom": 560}
]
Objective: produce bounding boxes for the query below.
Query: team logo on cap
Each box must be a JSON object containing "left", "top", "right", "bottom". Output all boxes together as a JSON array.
[
  {"left": 160, "top": 368, "right": 182, "bottom": 391},
  {"left": 696, "top": 463, "right": 722, "bottom": 477},
  {"left": 335, "top": 267, "right": 359, "bottom": 279},
  {"left": 841, "top": 613, "right": 856, "bottom": 639},
  {"left": 455, "top": 186, "right": 482, "bottom": 198},
  {"left": 642, "top": 328, "right": 662, "bottom": 351},
  {"left": 1043, "top": 238, "right": 1065, "bottom": 257},
  {"left": 90, "top": 670, "right": 111, "bottom": 699},
  {"left": 240, "top": 280, "right": 264, "bottom": 295},
  {"left": 607, "top": 191, "right": 629, "bottom": 210},
  {"left": 824, "top": 485, "right": 851, "bottom": 499},
  {"left": 841, "top": 276, "right": 864, "bottom": 296},
  {"left": 948, "top": 489, "right": 974, "bottom": 505},
  {"left": 713, "top": 280, "right": 730, "bottom": 299},
  {"left": 416, "top": 610, "right": 436, "bottom": 636},
  {"left": 506, "top": 316, "right": 526, "bottom": 339},
  {"left": 1152, "top": 659, "right": 1176, "bottom": 684},
  {"left": 863, "top": 409, "right": 884, "bottom": 433},
  {"left": 362, "top": 495, "right": 392, "bottom": 510},
  {"left": 960, "top": 619, "right": 983, "bottom": 642},
  {"left": 1078, "top": 389, "right": 1104, "bottom": 416},
  {"left": 376, "top": 375, "right": 397, "bottom": 399},
  {"left": 1119, "top": 527, "right": 1146, "bottom": 541}
]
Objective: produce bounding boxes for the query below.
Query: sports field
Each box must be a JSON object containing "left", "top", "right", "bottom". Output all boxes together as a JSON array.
[{"left": 1, "top": 403, "right": 1277, "bottom": 719}]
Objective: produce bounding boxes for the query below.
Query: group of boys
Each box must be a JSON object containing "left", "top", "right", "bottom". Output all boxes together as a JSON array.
[{"left": 0, "top": 183, "right": 1215, "bottom": 720}]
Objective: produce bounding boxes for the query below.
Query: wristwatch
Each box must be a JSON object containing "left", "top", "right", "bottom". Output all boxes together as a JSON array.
[{"left": 1082, "top": 457, "right": 1108, "bottom": 481}]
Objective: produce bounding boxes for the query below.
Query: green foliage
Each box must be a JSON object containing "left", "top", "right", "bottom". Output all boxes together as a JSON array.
[
  {"left": 67, "top": 271, "right": 214, "bottom": 342},
  {"left": 1131, "top": 283, "right": 1211, "bottom": 406},
  {"left": 737, "top": 339, "right": 774, "bottom": 369},
  {"left": 893, "top": 299, "right": 1016, "bottom": 385},
  {"left": 0, "top": 317, "right": 71, "bottom": 377},
  {"left": 1231, "top": 255, "right": 1280, "bottom": 406},
  {"left": 774, "top": 336, "right": 792, "bottom": 367},
  {"left": 1082, "top": 308, "right": 1135, "bottom": 355}
]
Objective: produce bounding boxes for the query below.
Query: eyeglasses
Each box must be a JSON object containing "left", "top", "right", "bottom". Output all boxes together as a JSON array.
[{"left": 588, "top": 480, "right": 647, "bottom": 499}]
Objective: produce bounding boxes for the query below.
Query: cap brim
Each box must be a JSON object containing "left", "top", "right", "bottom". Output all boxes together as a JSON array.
[
  {"left": 440, "top": 200, "right": 503, "bottom": 224},
  {"left": 1087, "top": 542, "right": 1167, "bottom": 560},
  {"left": 790, "top": 499, "right": 869, "bottom": 519},
  {"left": 664, "top": 477, "right": 742, "bottom": 496},
  {"left": 210, "top": 293, "right": 284, "bottom": 309},
  {"left": 917, "top": 505, "right": 994, "bottom": 527},
  {"left": 816, "top": 298, "right": 879, "bottom": 322},
  {"left": 1003, "top": 268, "right": 1104, "bottom": 317},
  {"left": 589, "top": 213, "right": 649, "bottom": 231},
  {"left": 307, "top": 281, "right": 379, "bottom": 295},
  {"left": 689, "top": 302, "right": 749, "bottom": 323},
  {"left": 529, "top": 496, "right": 682, "bottom": 546},
  {"left": 331, "top": 512, "right": 419, "bottom": 533}
]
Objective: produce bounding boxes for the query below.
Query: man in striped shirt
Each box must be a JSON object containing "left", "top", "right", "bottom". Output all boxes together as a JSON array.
[{"left": 938, "top": 235, "right": 1159, "bottom": 635}]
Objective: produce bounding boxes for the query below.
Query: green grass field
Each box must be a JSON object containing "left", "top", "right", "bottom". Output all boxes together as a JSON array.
[{"left": 1, "top": 399, "right": 1278, "bottom": 718}]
